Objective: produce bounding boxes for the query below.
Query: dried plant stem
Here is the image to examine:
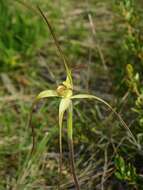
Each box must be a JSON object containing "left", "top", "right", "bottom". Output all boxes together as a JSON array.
[
  {"left": 67, "top": 103, "right": 80, "bottom": 190},
  {"left": 58, "top": 126, "right": 63, "bottom": 190},
  {"left": 68, "top": 139, "right": 80, "bottom": 190},
  {"left": 37, "top": 6, "right": 72, "bottom": 85},
  {"left": 28, "top": 100, "right": 38, "bottom": 154}
]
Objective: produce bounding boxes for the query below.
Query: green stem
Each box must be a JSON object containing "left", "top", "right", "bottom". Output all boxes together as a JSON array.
[{"left": 67, "top": 102, "right": 80, "bottom": 190}]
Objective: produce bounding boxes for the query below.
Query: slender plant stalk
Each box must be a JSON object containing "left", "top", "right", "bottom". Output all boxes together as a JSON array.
[
  {"left": 67, "top": 102, "right": 80, "bottom": 190},
  {"left": 28, "top": 100, "right": 38, "bottom": 154},
  {"left": 59, "top": 115, "right": 63, "bottom": 190},
  {"left": 37, "top": 6, "right": 73, "bottom": 86}
]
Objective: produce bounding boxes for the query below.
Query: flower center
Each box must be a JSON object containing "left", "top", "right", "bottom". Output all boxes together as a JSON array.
[{"left": 56, "top": 84, "right": 72, "bottom": 98}]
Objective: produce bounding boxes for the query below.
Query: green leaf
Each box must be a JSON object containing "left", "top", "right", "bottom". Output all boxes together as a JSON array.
[
  {"left": 115, "top": 171, "right": 124, "bottom": 180},
  {"left": 36, "top": 90, "right": 59, "bottom": 100},
  {"left": 71, "top": 94, "right": 138, "bottom": 148},
  {"left": 115, "top": 156, "right": 125, "bottom": 174}
]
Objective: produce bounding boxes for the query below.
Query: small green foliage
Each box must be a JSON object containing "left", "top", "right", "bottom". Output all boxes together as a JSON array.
[
  {"left": 115, "top": 155, "right": 138, "bottom": 187},
  {"left": 0, "top": 0, "right": 47, "bottom": 69},
  {"left": 119, "top": 0, "right": 135, "bottom": 23},
  {"left": 126, "top": 64, "right": 140, "bottom": 96}
]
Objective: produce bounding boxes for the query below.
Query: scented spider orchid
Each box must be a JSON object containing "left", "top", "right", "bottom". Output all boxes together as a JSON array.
[{"left": 28, "top": 6, "right": 139, "bottom": 190}]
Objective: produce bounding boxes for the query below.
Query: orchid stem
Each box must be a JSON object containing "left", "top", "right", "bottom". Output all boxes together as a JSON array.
[
  {"left": 58, "top": 123, "right": 63, "bottom": 190},
  {"left": 67, "top": 103, "right": 80, "bottom": 190}
]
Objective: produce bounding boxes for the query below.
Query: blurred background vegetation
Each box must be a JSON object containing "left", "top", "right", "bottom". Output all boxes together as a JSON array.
[{"left": 0, "top": 0, "right": 143, "bottom": 189}]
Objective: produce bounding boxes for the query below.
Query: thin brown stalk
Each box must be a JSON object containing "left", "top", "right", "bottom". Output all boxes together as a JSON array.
[
  {"left": 68, "top": 139, "right": 80, "bottom": 190},
  {"left": 58, "top": 128, "right": 62, "bottom": 190},
  {"left": 27, "top": 100, "right": 38, "bottom": 154},
  {"left": 37, "top": 6, "right": 72, "bottom": 84},
  {"left": 16, "top": 1, "right": 72, "bottom": 82},
  {"left": 67, "top": 103, "right": 80, "bottom": 189}
]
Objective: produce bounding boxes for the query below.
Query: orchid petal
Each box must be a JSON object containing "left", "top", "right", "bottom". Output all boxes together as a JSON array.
[
  {"left": 71, "top": 94, "right": 138, "bottom": 148},
  {"left": 28, "top": 90, "right": 59, "bottom": 153},
  {"left": 36, "top": 90, "right": 58, "bottom": 100}
]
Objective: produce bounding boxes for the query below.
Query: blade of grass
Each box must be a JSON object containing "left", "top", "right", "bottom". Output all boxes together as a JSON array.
[{"left": 15, "top": 132, "right": 49, "bottom": 189}]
